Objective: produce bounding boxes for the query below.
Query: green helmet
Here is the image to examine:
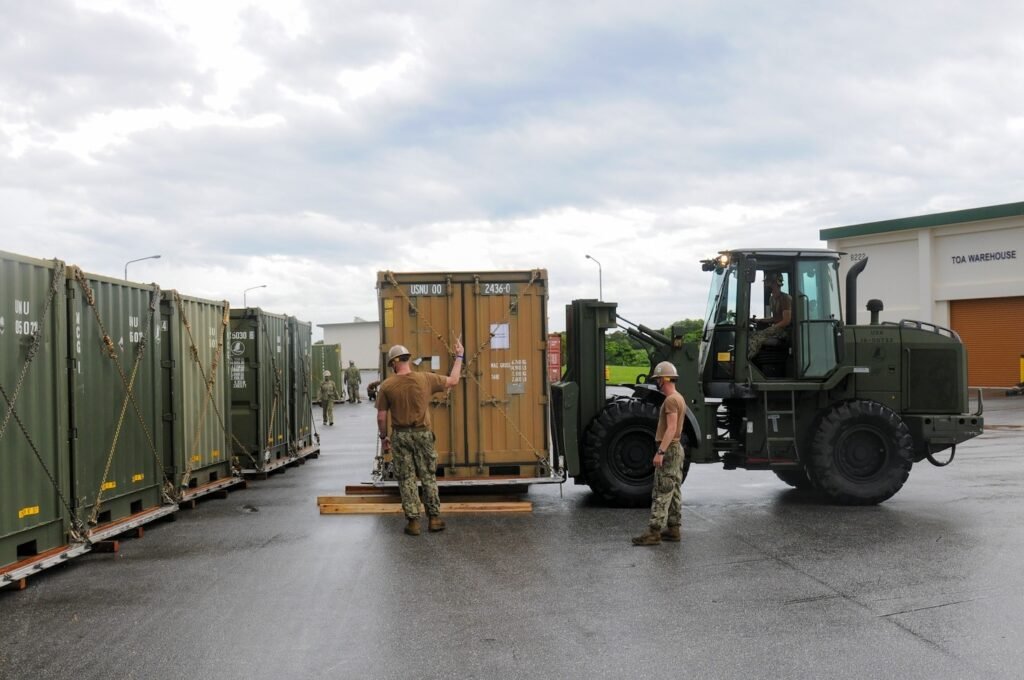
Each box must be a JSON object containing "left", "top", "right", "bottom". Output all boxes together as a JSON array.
[
  {"left": 651, "top": 361, "right": 678, "bottom": 379},
  {"left": 387, "top": 344, "right": 411, "bottom": 364}
]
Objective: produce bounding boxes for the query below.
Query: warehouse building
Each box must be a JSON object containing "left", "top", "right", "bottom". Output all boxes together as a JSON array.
[
  {"left": 318, "top": 317, "right": 379, "bottom": 370},
  {"left": 821, "top": 201, "right": 1024, "bottom": 388}
]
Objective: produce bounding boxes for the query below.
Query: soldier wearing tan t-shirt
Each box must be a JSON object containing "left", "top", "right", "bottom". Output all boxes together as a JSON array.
[
  {"left": 632, "top": 361, "right": 687, "bottom": 546},
  {"left": 376, "top": 338, "right": 464, "bottom": 536}
]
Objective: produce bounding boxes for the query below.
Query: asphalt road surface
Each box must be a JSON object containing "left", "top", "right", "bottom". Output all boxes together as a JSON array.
[{"left": 2, "top": 394, "right": 1022, "bottom": 680}]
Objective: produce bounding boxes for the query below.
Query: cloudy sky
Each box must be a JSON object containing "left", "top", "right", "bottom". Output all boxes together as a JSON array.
[{"left": 3, "top": 0, "right": 1023, "bottom": 335}]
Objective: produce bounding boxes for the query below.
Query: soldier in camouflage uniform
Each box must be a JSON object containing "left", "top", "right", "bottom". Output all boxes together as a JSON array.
[
  {"left": 748, "top": 271, "right": 792, "bottom": 359},
  {"left": 377, "top": 338, "right": 464, "bottom": 536},
  {"left": 632, "top": 361, "right": 687, "bottom": 546},
  {"left": 345, "top": 360, "right": 362, "bottom": 403},
  {"left": 318, "top": 370, "right": 339, "bottom": 426}
]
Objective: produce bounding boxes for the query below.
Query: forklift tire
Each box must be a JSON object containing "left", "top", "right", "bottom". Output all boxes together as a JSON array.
[
  {"left": 806, "top": 400, "right": 913, "bottom": 505},
  {"left": 773, "top": 468, "right": 812, "bottom": 490},
  {"left": 581, "top": 398, "right": 660, "bottom": 507}
]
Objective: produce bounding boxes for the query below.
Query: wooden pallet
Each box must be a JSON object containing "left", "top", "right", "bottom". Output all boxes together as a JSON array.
[{"left": 317, "top": 493, "right": 532, "bottom": 515}]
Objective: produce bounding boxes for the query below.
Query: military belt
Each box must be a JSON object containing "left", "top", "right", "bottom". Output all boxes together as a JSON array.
[{"left": 392, "top": 425, "right": 430, "bottom": 433}]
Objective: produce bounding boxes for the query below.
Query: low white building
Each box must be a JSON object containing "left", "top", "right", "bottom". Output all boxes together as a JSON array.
[
  {"left": 318, "top": 318, "right": 380, "bottom": 372},
  {"left": 822, "top": 201, "right": 1024, "bottom": 388}
]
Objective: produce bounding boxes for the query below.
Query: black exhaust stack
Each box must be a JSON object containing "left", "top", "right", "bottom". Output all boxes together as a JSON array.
[{"left": 845, "top": 258, "right": 869, "bottom": 325}]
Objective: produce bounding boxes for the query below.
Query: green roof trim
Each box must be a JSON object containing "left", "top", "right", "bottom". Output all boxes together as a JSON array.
[{"left": 820, "top": 200, "right": 1024, "bottom": 240}]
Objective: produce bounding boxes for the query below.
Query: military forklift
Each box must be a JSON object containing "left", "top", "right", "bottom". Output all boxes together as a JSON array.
[{"left": 550, "top": 249, "right": 984, "bottom": 506}]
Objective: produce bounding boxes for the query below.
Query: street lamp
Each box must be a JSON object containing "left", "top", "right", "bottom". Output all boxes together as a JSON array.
[
  {"left": 243, "top": 284, "right": 267, "bottom": 307},
  {"left": 584, "top": 254, "right": 603, "bottom": 300},
  {"left": 124, "top": 254, "right": 161, "bottom": 280}
]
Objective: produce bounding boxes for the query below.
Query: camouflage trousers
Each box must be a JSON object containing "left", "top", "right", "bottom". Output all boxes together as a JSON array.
[
  {"left": 347, "top": 381, "right": 360, "bottom": 402},
  {"left": 391, "top": 429, "right": 441, "bottom": 519},
  {"left": 320, "top": 400, "right": 334, "bottom": 424},
  {"left": 748, "top": 324, "right": 787, "bottom": 358},
  {"left": 647, "top": 441, "right": 684, "bottom": 531}
]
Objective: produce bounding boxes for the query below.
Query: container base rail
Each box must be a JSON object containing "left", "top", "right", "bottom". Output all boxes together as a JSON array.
[
  {"left": 240, "top": 443, "right": 321, "bottom": 478},
  {"left": 1007, "top": 382, "right": 1024, "bottom": 397},
  {"left": 179, "top": 475, "right": 247, "bottom": 505},
  {"left": 86, "top": 503, "right": 179, "bottom": 543},
  {"left": 1, "top": 543, "right": 93, "bottom": 592}
]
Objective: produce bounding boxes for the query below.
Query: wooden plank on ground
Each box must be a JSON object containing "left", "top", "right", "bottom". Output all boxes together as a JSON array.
[
  {"left": 319, "top": 499, "right": 532, "bottom": 515},
  {"left": 317, "top": 494, "right": 524, "bottom": 505}
]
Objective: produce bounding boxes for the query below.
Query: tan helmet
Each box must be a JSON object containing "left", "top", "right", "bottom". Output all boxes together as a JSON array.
[
  {"left": 323, "top": 370, "right": 331, "bottom": 377},
  {"left": 387, "top": 344, "right": 411, "bottom": 365},
  {"left": 651, "top": 361, "right": 678, "bottom": 379}
]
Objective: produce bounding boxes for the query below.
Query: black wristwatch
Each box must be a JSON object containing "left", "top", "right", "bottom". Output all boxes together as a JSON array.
[
  {"left": 656, "top": 449, "right": 665, "bottom": 456},
  {"left": 379, "top": 433, "right": 388, "bottom": 440}
]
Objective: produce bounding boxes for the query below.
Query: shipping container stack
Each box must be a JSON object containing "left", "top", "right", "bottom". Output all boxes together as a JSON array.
[
  {"left": 375, "top": 270, "right": 555, "bottom": 487},
  {"left": 229, "top": 308, "right": 320, "bottom": 477},
  {"left": 1, "top": 248, "right": 322, "bottom": 591}
]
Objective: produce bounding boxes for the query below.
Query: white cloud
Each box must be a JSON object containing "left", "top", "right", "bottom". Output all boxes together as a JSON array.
[{"left": 4, "top": 0, "right": 1024, "bottom": 335}]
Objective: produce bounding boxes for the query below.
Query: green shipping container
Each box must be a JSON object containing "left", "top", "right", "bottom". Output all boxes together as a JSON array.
[
  {"left": 287, "top": 317, "right": 316, "bottom": 453},
  {"left": 312, "top": 343, "right": 342, "bottom": 403},
  {"left": 66, "top": 266, "right": 168, "bottom": 532},
  {"left": 161, "top": 291, "right": 234, "bottom": 499},
  {"left": 230, "top": 308, "right": 290, "bottom": 472},
  {"left": 0, "top": 251, "right": 73, "bottom": 574}
]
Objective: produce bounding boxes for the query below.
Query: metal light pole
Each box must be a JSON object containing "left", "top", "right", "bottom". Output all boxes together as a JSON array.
[
  {"left": 124, "top": 254, "right": 161, "bottom": 280},
  {"left": 584, "top": 254, "right": 603, "bottom": 300},
  {"left": 243, "top": 284, "right": 267, "bottom": 307}
]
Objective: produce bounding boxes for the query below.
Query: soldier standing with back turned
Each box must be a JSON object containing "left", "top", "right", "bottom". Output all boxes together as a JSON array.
[
  {"left": 376, "top": 338, "right": 464, "bottom": 536},
  {"left": 345, "top": 360, "right": 362, "bottom": 403},
  {"left": 318, "top": 370, "right": 339, "bottom": 426},
  {"left": 632, "top": 361, "right": 687, "bottom": 546}
]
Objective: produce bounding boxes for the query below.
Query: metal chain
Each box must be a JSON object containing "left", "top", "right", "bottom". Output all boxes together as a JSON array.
[{"left": 380, "top": 270, "right": 553, "bottom": 473}]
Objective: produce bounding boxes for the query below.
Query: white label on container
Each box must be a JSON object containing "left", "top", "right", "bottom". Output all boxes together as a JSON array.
[
  {"left": 490, "top": 323, "right": 510, "bottom": 349},
  {"left": 409, "top": 283, "right": 445, "bottom": 296},
  {"left": 481, "top": 283, "right": 514, "bottom": 295},
  {"left": 231, "top": 357, "right": 246, "bottom": 388}
]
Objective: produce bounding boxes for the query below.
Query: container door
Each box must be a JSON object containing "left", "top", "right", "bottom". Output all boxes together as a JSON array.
[
  {"left": 379, "top": 276, "right": 463, "bottom": 467},
  {"left": 462, "top": 273, "right": 550, "bottom": 477}
]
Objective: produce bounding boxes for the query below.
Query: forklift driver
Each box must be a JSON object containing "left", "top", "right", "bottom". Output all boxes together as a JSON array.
[{"left": 748, "top": 271, "right": 792, "bottom": 359}]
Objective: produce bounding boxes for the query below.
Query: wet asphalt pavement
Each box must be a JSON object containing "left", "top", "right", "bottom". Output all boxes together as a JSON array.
[{"left": 1, "top": 394, "right": 1023, "bottom": 680}]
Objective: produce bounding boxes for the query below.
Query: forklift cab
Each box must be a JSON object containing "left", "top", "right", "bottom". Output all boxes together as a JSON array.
[{"left": 699, "top": 250, "right": 843, "bottom": 391}]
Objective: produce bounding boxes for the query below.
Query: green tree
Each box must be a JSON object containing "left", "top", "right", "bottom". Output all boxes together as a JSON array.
[{"left": 664, "top": 319, "right": 704, "bottom": 343}]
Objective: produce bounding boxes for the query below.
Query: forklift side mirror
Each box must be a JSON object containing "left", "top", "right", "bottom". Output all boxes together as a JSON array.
[{"left": 745, "top": 257, "right": 758, "bottom": 283}]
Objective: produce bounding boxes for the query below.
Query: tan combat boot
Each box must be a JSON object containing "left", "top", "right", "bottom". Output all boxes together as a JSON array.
[
  {"left": 404, "top": 518, "right": 421, "bottom": 536},
  {"left": 428, "top": 516, "right": 446, "bottom": 532},
  {"left": 660, "top": 525, "right": 681, "bottom": 542},
  {"left": 631, "top": 528, "right": 661, "bottom": 546}
]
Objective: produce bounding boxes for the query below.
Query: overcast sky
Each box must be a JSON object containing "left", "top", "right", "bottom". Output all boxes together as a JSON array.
[{"left": 3, "top": 0, "right": 1023, "bottom": 335}]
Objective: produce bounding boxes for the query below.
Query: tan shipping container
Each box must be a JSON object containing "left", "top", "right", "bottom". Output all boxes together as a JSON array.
[{"left": 377, "top": 270, "right": 551, "bottom": 482}]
